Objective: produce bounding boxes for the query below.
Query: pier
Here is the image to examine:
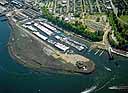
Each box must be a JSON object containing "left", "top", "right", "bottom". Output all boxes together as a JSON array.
[
  {"left": 99, "top": 51, "right": 104, "bottom": 56},
  {"left": 88, "top": 48, "right": 92, "bottom": 53},
  {"left": 108, "top": 47, "right": 113, "bottom": 60},
  {"left": 94, "top": 50, "right": 100, "bottom": 55}
]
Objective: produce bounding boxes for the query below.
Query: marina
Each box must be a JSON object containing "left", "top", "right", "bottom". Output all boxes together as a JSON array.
[
  {"left": 0, "top": 14, "right": 128, "bottom": 93},
  {"left": 0, "top": 0, "right": 128, "bottom": 93}
]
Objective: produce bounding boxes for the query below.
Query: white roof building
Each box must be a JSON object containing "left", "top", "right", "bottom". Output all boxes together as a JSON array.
[
  {"left": 55, "top": 42, "right": 69, "bottom": 52},
  {"left": 40, "top": 22, "right": 56, "bottom": 31},
  {"left": 33, "top": 32, "right": 48, "bottom": 40},
  {"left": 34, "top": 23, "right": 53, "bottom": 36},
  {"left": 22, "top": 25, "right": 37, "bottom": 31}
]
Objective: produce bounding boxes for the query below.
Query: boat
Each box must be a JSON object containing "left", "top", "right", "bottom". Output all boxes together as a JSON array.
[
  {"left": 104, "top": 66, "right": 112, "bottom": 72},
  {"left": 81, "top": 86, "right": 97, "bottom": 93}
]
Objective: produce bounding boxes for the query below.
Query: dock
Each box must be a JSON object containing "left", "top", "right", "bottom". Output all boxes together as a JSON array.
[
  {"left": 99, "top": 51, "right": 104, "bottom": 56},
  {"left": 108, "top": 47, "right": 113, "bottom": 60},
  {"left": 88, "top": 48, "right": 92, "bottom": 53},
  {"left": 94, "top": 50, "right": 100, "bottom": 55}
]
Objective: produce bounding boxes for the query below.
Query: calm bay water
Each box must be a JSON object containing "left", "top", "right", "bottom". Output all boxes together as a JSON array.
[{"left": 0, "top": 16, "right": 128, "bottom": 93}]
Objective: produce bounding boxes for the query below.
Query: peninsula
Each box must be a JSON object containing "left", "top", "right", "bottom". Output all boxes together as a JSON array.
[{"left": 1, "top": 0, "right": 96, "bottom": 74}]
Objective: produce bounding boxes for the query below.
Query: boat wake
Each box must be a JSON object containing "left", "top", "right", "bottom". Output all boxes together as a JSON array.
[{"left": 81, "top": 86, "right": 97, "bottom": 93}]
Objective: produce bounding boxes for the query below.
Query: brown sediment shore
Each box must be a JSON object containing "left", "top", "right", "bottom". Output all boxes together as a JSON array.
[{"left": 7, "top": 17, "right": 95, "bottom": 74}]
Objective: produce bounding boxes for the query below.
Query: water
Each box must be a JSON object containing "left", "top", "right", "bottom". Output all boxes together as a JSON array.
[{"left": 0, "top": 16, "right": 128, "bottom": 93}]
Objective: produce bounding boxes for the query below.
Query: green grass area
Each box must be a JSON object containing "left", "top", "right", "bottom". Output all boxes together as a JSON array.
[{"left": 120, "top": 15, "right": 128, "bottom": 23}]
